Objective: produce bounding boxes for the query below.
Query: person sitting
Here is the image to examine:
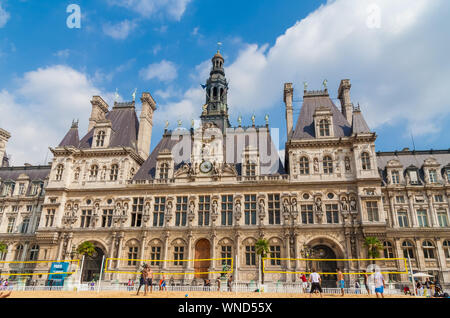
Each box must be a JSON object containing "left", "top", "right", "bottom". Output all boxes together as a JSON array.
[{"left": 403, "top": 286, "right": 411, "bottom": 295}]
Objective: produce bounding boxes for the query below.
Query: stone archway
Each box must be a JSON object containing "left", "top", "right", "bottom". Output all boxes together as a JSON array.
[
  {"left": 194, "top": 239, "right": 211, "bottom": 279},
  {"left": 81, "top": 246, "right": 105, "bottom": 282}
]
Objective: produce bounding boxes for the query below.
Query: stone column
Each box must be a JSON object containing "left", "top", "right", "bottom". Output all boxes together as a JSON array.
[
  {"left": 427, "top": 194, "right": 439, "bottom": 227},
  {"left": 357, "top": 196, "right": 366, "bottom": 222},
  {"left": 407, "top": 194, "right": 418, "bottom": 227},
  {"left": 108, "top": 232, "right": 116, "bottom": 280},
  {"left": 389, "top": 194, "right": 399, "bottom": 228},
  {"left": 435, "top": 237, "right": 448, "bottom": 272},
  {"left": 285, "top": 233, "right": 291, "bottom": 282},
  {"left": 234, "top": 233, "right": 241, "bottom": 282},
  {"left": 393, "top": 238, "right": 408, "bottom": 281},
  {"left": 162, "top": 233, "right": 169, "bottom": 270},
  {"left": 210, "top": 233, "right": 216, "bottom": 274},
  {"left": 414, "top": 238, "right": 425, "bottom": 271},
  {"left": 57, "top": 233, "right": 65, "bottom": 260},
  {"left": 186, "top": 233, "right": 193, "bottom": 273},
  {"left": 139, "top": 231, "right": 147, "bottom": 267}
]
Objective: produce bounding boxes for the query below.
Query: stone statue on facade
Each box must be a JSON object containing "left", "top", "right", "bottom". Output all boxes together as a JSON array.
[
  {"left": 258, "top": 199, "right": 265, "bottom": 219},
  {"left": 340, "top": 197, "right": 348, "bottom": 211},
  {"left": 314, "top": 158, "right": 319, "bottom": 173},
  {"left": 315, "top": 197, "right": 322, "bottom": 212},
  {"left": 345, "top": 157, "right": 351, "bottom": 172},
  {"left": 350, "top": 198, "right": 357, "bottom": 211},
  {"left": 235, "top": 200, "right": 242, "bottom": 221}
]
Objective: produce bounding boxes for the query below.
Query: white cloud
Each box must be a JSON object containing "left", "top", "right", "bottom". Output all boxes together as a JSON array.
[
  {"left": 103, "top": 19, "right": 137, "bottom": 40},
  {"left": 108, "top": 0, "right": 191, "bottom": 21},
  {"left": 139, "top": 60, "right": 178, "bottom": 82},
  {"left": 166, "top": 0, "right": 450, "bottom": 137},
  {"left": 0, "top": 4, "right": 10, "bottom": 28},
  {"left": 0, "top": 65, "right": 109, "bottom": 165},
  {"left": 191, "top": 26, "right": 199, "bottom": 36},
  {"left": 54, "top": 49, "right": 70, "bottom": 58}
]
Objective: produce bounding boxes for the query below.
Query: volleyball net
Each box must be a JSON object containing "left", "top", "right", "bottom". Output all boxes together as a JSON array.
[
  {"left": 104, "top": 257, "right": 234, "bottom": 277},
  {"left": 262, "top": 257, "right": 408, "bottom": 275}
]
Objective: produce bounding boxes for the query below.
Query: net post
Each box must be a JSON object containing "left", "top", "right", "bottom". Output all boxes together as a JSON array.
[
  {"left": 97, "top": 255, "right": 105, "bottom": 293},
  {"left": 78, "top": 255, "right": 85, "bottom": 292}
]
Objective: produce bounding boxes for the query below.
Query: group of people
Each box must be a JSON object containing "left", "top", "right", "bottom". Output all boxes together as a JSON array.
[
  {"left": 300, "top": 268, "right": 386, "bottom": 298},
  {"left": 134, "top": 264, "right": 169, "bottom": 296},
  {"left": 415, "top": 278, "right": 446, "bottom": 297},
  {"left": 0, "top": 279, "right": 11, "bottom": 298}
]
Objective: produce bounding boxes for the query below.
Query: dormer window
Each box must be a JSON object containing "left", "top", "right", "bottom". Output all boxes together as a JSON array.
[
  {"left": 245, "top": 155, "right": 257, "bottom": 176},
  {"left": 361, "top": 152, "right": 371, "bottom": 170},
  {"left": 96, "top": 131, "right": 106, "bottom": 147},
  {"left": 409, "top": 170, "right": 419, "bottom": 184},
  {"left": 319, "top": 119, "right": 330, "bottom": 137},
  {"left": 18, "top": 183, "right": 25, "bottom": 195},
  {"left": 110, "top": 164, "right": 119, "bottom": 181},
  {"left": 429, "top": 169, "right": 437, "bottom": 183},
  {"left": 391, "top": 170, "right": 400, "bottom": 184},
  {"left": 56, "top": 164, "right": 64, "bottom": 181},
  {"left": 299, "top": 157, "right": 309, "bottom": 175},
  {"left": 323, "top": 156, "right": 333, "bottom": 174},
  {"left": 159, "top": 163, "right": 169, "bottom": 179},
  {"left": 447, "top": 169, "right": 450, "bottom": 182}
]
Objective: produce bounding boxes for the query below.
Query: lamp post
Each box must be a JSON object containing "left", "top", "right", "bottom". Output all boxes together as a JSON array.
[{"left": 300, "top": 244, "right": 314, "bottom": 273}]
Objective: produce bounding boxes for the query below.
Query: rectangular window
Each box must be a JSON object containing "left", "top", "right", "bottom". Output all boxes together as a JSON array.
[
  {"left": 366, "top": 201, "right": 379, "bottom": 222},
  {"left": 270, "top": 246, "right": 281, "bottom": 265},
  {"left": 301, "top": 204, "right": 314, "bottom": 224},
  {"left": 221, "top": 195, "right": 233, "bottom": 226},
  {"left": 174, "top": 246, "right": 184, "bottom": 266},
  {"left": 176, "top": 196, "right": 187, "bottom": 226},
  {"left": 395, "top": 196, "right": 405, "bottom": 204},
  {"left": 409, "top": 171, "right": 418, "bottom": 184},
  {"left": 397, "top": 211, "right": 409, "bottom": 228},
  {"left": 102, "top": 209, "right": 114, "bottom": 228},
  {"left": 80, "top": 210, "right": 92, "bottom": 228},
  {"left": 221, "top": 246, "right": 232, "bottom": 266},
  {"left": 437, "top": 211, "right": 449, "bottom": 227},
  {"left": 7, "top": 217, "right": 15, "bottom": 233},
  {"left": 244, "top": 194, "right": 257, "bottom": 225},
  {"left": 429, "top": 170, "right": 437, "bottom": 183},
  {"left": 12, "top": 206, "right": 19, "bottom": 212},
  {"left": 391, "top": 171, "right": 400, "bottom": 184},
  {"left": 268, "top": 194, "right": 281, "bottom": 225},
  {"left": 245, "top": 246, "right": 256, "bottom": 266},
  {"left": 198, "top": 195, "right": 210, "bottom": 226},
  {"left": 434, "top": 195, "right": 444, "bottom": 203},
  {"left": 21, "top": 218, "right": 30, "bottom": 233},
  {"left": 26, "top": 205, "right": 33, "bottom": 212},
  {"left": 151, "top": 246, "right": 161, "bottom": 266},
  {"left": 45, "top": 209, "right": 55, "bottom": 227},
  {"left": 153, "top": 197, "right": 165, "bottom": 227},
  {"left": 127, "top": 247, "right": 138, "bottom": 265},
  {"left": 132, "top": 197, "right": 144, "bottom": 227},
  {"left": 18, "top": 183, "right": 25, "bottom": 195},
  {"left": 417, "top": 210, "right": 429, "bottom": 227},
  {"left": 325, "top": 204, "right": 339, "bottom": 224}
]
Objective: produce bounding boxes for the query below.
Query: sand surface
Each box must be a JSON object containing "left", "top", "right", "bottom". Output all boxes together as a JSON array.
[{"left": 4, "top": 291, "right": 414, "bottom": 298}]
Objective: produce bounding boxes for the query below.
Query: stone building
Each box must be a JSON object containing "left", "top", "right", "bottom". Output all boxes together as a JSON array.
[{"left": 0, "top": 51, "right": 449, "bottom": 286}]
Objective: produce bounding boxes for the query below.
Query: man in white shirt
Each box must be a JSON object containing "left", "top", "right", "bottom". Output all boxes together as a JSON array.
[
  {"left": 309, "top": 268, "right": 323, "bottom": 298},
  {"left": 373, "top": 268, "right": 385, "bottom": 298}
]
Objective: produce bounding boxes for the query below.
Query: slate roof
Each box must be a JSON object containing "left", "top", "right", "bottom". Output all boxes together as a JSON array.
[
  {"left": 77, "top": 105, "right": 139, "bottom": 150},
  {"left": 351, "top": 109, "right": 371, "bottom": 134},
  {"left": 0, "top": 165, "right": 50, "bottom": 182},
  {"left": 376, "top": 150, "right": 450, "bottom": 184},
  {"left": 291, "top": 91, "right": 352, "bottom": 139},
  {"left": 58, "top": 125, "right": 80, "bottom": 147},
  {"left": 133, "top": 127, "right": 285, "bottom": 180}
]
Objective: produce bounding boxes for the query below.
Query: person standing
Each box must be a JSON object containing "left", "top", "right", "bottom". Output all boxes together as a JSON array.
[
  {"left": 373, "top": 269, "right": 385, "bottom": 299},
  {"left": 362, "top": 270, "right": 370, "bottom": 295},
  {"left": 300, "top": 274, "right": 308, "bottom": 293},
  {"left": 136, "top": 264, "right": 149, "bottom": 296},
  {"left": 355, "top": 280, "right": 361, "bottom": 294},
  {"left": 227, "top": 275, "right": 233, "bottom": 292},
  {"left": 336, "top": 268, "right": 345, "bottom": 296},
  {"left": 309, "top": 268, "right": 323, "bottom": 298},
  {"left": 148, "top": 266, "right": 154, "bottom": 293}
]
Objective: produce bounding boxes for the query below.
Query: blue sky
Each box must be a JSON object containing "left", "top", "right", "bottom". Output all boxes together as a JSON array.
[{"left": 0, "top": 0, "right": 449, "bottom": 165}]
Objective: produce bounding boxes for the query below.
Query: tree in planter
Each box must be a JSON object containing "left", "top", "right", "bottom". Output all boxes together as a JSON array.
[
  {"left": 0, "top": 242, "right": 7, "bottom": 259},
  {"left": 255, "top": 238, "right": 270, "bottom": 285},
  {"left": 363, "top": 236, "right": 383, "bottom": 264},
  {"left": 76, "top": 241, "right": 96, "bottom": 257}
]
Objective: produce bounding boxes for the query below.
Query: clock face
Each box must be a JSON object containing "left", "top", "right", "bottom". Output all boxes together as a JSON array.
[{"left": 200, "top": 161, "right": 213, "bottom": 173}]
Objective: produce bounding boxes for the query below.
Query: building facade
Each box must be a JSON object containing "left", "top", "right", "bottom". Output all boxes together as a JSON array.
[{"left": 0, "top": 51, "right": 449, "bottom": 286}]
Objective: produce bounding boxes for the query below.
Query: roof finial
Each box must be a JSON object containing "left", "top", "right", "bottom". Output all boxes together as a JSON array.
[
  {"left": 217, "top": 41, "right": 222, "bottom": 52},
  {"left": 322, "top": 79, "right": 328, "bottom": 90},
  {"left": 114, "top": 88, "right": 119, "bottom": 102},
  {"left": 132, "top": 88, "right": 137, "bottom": 102},
  {"left": 303, "top": 81, "right": 308, "bottom": 91}
]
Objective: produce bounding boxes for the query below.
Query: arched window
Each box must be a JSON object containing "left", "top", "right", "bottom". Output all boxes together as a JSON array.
[
  {"left": 269, "top": 245, "right": 281, "bottom": 265},
  {"left": 402, "top": 241, "right": 415, "bottom": 259},
  {"left": 96, "top": 131, "right": 106, "bottom": 147},
  {"left": 56, "top": 164, "right": 64, "bottom": 181},
  {"left": 319, "top": 119, "right": 330, "bottom": 137},
  {"left": 299, "top": 157, "right": 309, "bottom": 175},
  {"left": 443, "top": 240, "right": 450, "bottom": 259},
  {"left": 361, "top": 152, "right": 371, "bottom": 170},
  {"left": 213, "top": 87, "right": 218, "bottom": 100},
  {"left": 323, "top": 156, "right": 333, "bottom": 174},
  {"left": 28, "top": 245, "right": 39, "bottom": 261},
  {"left": 110, "top": 164, "right": 119, "bottom": 181},
  {"left": 15, "top": 244, "right": 24, "bottom": 260},
  {"left": 159, "top": 163, "right": 169, "bottom": 179},
  {"left": 383, "top": 241, "right": 394, "bottom": 258},
  {"left": 90, "top": 165, "right": 98, "bottom": 179},
  {"left": 422, "top": 240, "right": 435, "bottom": 259}
]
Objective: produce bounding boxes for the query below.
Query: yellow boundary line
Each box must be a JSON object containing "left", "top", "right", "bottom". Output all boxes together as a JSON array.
[
  {"left": 262, "top": 257, "right": 408, "bottom": 275},
  {"left": 105, "top": 258, "right": 234, "bottom": 275},
  {"left": 0, "top": 259, "right": 81, "bottom": 276}
]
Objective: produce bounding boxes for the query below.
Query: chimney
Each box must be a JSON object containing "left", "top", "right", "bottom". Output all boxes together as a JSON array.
[
  {"left": 88, "top": 96, "right": 109, "bottom": 132},
  {"left": 0, "top": 128, "right": 11, "bottom": 167},
  {"left": 338, "top": 79, "right": 353, "bottom": 126},
  {"left": 138, "top": 92, "right": 157, "bottom": 160},
  {"left": 284, "top": 83, "right": 294, "bottom": 140}
]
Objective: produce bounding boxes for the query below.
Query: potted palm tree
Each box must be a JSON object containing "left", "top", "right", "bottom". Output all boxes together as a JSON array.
[
  {"left": 76, "top": 241, "right": 96, "bottom": 257},
  {"left": 255, "top": 238, "right": 270, "bottom": 289},
  {"left": 363, "top": 236, "right": 383, "bottom": 265}
]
